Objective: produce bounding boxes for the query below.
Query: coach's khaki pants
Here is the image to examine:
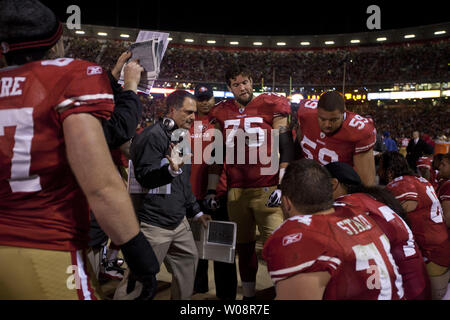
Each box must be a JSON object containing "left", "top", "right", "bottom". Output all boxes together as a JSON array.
[{"left": 114, "top": 217, "right": 198, "bottom": 300}]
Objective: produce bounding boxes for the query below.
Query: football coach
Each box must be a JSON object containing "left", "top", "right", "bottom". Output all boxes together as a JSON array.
[{"left": 123, "top": 90, "right": 211, "bottom": 300}]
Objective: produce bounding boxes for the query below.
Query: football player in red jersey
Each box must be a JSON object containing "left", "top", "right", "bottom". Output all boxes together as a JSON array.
[
  {"left": 296, "top": 91, "right": 377, "bottom": 186},
  {"left": 325, "top": 161, "right": 431, "bottom": 300},
  {"left": 437, "top": 153, "right": 450, "bottom": 228},
  {"left": 206, "top": 64, "right": 294, "bottom": 299},
  {"left": 416, "top": 143, "right": 436, "bottom": 187},
  {"left": 190, "top": 84, "right": 237, "bottom": 299},
  {"left": 378, "top": 151, "right": 450, "bottom": 300},
  {"left": 263, "top": 159, "right": 404, "bottom": 300},
  {"left": 0, "top": 0, "right": 158, "bottom": 299}
]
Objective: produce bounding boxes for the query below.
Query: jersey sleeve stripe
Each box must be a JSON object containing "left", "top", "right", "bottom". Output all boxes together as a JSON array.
[
  {"left": 55, "top": 93, "right": 114, "bottom": 109},
  {"left": 355, "top": 141, "right": 376, "bottom": 153},
  {"left": 440, "top": 195, "right": 450, "bottom": 200},
  {"left": 269, "top": 255, "right": 341, "bottom": 278},
  {"left": 317, "top": 255, "right": 342, "bottom": 266},
  {"left": 394, "top": 192, "right": 418, "bottom": 200},
  {"left": 269, "top": 260, "right": 315, "bottom": 277}
]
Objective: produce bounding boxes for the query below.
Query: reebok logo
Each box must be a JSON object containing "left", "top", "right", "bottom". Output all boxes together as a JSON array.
[
  {"left": 87, "top": 66, "right": 103, "bottom": 76},
  {"left": 282, "top": 233, "right": 302, "bottom": 246}
]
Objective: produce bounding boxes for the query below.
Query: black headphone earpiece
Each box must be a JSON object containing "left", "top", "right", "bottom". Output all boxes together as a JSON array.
[{"left": 162, "top": 117, "right": 176, "bottom": 132}]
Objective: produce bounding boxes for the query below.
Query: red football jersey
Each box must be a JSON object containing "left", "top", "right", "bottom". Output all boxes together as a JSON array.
[
  {"left": 386, "top": 175, "right": 450, "bottom": 267},
  {"left": 209, "top": 93, "right": 290, "bottom": 188},
  {"left": 297, "top": 99, "right": 376, "bottom": 166},
  {"left": 0, "top": 58, "right": 114, "bottom": 251},
  {"left": 335, "top": 193, "right": 430, "bottom": 299},
  {"left": 263, "top": 205, "right": 404, "bottom": 300},
  {"left": 189, "top": 114, "right": 216, "bottom": 200}
]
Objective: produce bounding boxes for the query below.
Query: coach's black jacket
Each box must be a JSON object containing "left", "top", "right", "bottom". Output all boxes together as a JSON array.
[
  {"left": 101, "top": 71, "right": 142, "bottom": 149},
  {"left": 130, "top": 120, "right": 201, "bottom": 230}
]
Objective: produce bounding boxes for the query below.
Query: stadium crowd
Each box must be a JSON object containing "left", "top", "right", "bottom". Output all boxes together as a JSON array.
[{"left": 63, "top": 36, "right": 449, "bottom": 86}]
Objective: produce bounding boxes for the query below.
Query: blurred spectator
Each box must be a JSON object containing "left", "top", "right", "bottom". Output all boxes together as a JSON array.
[
  {"left": 383, "top": 131, "right": 398, "bottom": 152},
  {"left": 407, "top": 130, "right": 429, "bottom": 172}
]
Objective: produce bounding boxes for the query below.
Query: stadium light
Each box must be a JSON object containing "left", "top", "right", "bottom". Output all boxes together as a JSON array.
[
  {"left": 184, "top": 38, "right": 194, "bottom": 43},
  {"left": 97, "top": 32, "right": 108, "bottom": 36},
  {"left": 350, "top": 39, "right": 360, "bottom": 44},
  {"left": 253, "top": 42, "right": 263, "bottom": 46},
  {"left": 376, "top": 37, "right": 387, "bottom": 42},
  {"left": 324, "top": 41, "right": 334, "bottom": 45},
  {"left": 207, "top": 40, "right": 216, "bottom": 44},
  {"left": 300, "top": 41, "right": 310, "bottom": 46},
  {"left": 434, "top": 30, "right": 446, "bottom": 35},
  {"left": 404, "top": 34, "right": 415, "bottom": 39},
  {"left": 75, "top": 30, "right": 85, "bottom": 35},
  {"left": 277, "top": 42, "right": 286, "bottom": 46},
  {"left": 120, "top": 34, "right": 130, "bottom": 38},
  {"left": 229, "top": 41, "right": 239, "bottom": 45},
  {"left": 168, "top": 37, "right": 173, "bottom": 41}
]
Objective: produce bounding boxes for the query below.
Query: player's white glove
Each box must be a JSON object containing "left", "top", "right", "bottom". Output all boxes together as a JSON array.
[
  {"left": 266, "top": 186, "right": 282, "bottom": 207},
  {"left": 203, "top": 190, "right": 220, "bottom": 211}
]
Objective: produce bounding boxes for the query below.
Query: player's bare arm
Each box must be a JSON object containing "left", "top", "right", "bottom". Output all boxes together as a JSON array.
[
  {"left": 63, "top": 112, "right": 140, "bottom": 245},
  {"left": 400, "top": 200, "right": 419, "bottom": 213},
  {"left": 353, "top": 149, "right": 376, "bottom": 186},
  {"left": 266, "top": 116, "right": 295, "bottom": 207},
  {"left": 418, "top": 167, "right": 431, "bottom": 181},
  {"left": 440, "top": 201, "right": 450, "bottom": 228},
  {"left": 275, "top": 271, "right": 331, "bottom": 300}
]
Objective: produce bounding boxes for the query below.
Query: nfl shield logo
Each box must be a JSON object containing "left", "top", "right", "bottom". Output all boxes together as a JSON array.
[{"left": 239, "top": 107, "right": 245, "bottom": 113}]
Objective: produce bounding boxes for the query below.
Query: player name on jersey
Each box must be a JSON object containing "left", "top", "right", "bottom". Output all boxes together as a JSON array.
[
  {"left": 0, "top": 76, "right": 26, "bottom": 97},
  {"left": 336, "top": 214, "right": 373, "bottom": 235}
]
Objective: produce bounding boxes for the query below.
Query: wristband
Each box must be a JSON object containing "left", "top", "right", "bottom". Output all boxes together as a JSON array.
[{"left": 168, "top": 165, "right": 183, "bottom": 177}]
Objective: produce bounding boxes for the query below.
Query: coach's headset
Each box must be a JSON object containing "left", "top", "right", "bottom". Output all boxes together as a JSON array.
[
  {"left": 162, "top": 117, "right": 189, "bottom": 157},
  {"left": 162, "top": 117, "right": 177, "bottom": 132}
]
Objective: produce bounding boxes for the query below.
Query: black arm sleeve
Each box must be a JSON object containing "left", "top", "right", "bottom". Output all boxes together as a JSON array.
[
  {"left": 130, "top": 128, "right": 175, "bottom": 189},
  {"left": 279, "top": 130, "right": 296, "bottom": 163},
  {"left": 102, "top": 71, "right": 142, "bottom": 149}
]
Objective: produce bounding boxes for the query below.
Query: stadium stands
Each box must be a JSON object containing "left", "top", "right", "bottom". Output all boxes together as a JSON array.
[{"left": 62, "top": 35, "right": 449, "bottom": 145}]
